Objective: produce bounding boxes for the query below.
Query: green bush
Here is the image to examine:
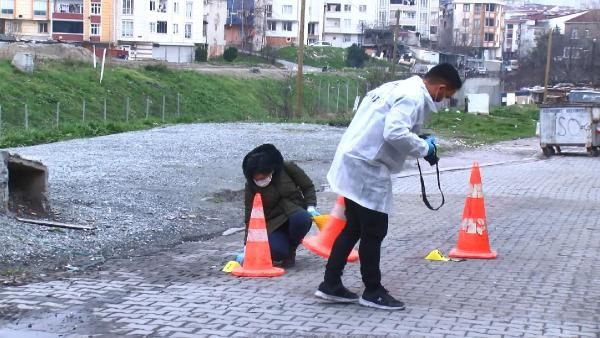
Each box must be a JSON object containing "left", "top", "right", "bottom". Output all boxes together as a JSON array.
[
  {"left": 346, "top": 44, "right": 369, "bottom": 68},
  {"left": 144, "top": 63, "right": 169, "bottom": 73},
  {"left": 195, "top": 45, "right": 208, "bottom": 62},
  {"left": 223, "top": 47, "right": 239, "bottom": 62}
]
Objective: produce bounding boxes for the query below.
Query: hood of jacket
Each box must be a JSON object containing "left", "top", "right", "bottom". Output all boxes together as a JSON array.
[{"left": 242, "top": 144, "right": 284, "bottom": 182}]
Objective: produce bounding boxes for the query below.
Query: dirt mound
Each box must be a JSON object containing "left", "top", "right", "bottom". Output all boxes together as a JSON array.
[{"left": 0, "top": 43, "right": 92, "bottom": 62}]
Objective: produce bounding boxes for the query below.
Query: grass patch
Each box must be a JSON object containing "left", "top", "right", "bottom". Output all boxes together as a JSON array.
[
  {"left": 426, "top": 105, "right": 539, "bottom": 144},
  {"left": 277, "top": 46, "right": 347, "bottom": 69},
  {"left": 209, "top": 52, "right": 276, "bottom": 67}
]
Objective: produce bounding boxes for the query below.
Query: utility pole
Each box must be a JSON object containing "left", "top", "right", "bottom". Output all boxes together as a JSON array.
[
  {"left": 295, "top": 0, "right": 306, "bottom": 119},
  {"left": 391, "top": 10, "right": 400, "bottom": 79},
  {"left": 592, "top": 38, "right": 597, "bottom": 86},
  {"left": 543, "top": 29, "right": 553, "bottom": 103}
]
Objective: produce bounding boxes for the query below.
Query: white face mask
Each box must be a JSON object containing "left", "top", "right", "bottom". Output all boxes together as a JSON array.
[{"left": 253, "top": 174, "right": 272, "bottom": 188}]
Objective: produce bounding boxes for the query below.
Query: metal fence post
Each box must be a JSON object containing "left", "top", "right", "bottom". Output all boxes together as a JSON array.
[
  {"left": 162, "top": 96, "right": 166, "bottom": 122},
  {"left": 126, "top": 97, "right": 130, "bottom": 123},
  {"left": 82, "top": 99, "right": 86, "bottom": 123},
  {"left": 336, "top": 83, "right": 340, "bottom": 113},
  {"left": 346, "top": 82, "right": 349, "bottom": 110},
  {"left": 0, "top": 105, "right": 2, "bottom": 135},
  {"left": 327, "top": 82, "right": 330, "bottom": 114},
  {"left": 145, "top": 96, "right": 150, "bottom": 119},
  {"left": 25, "top": 104, "right": 29, "bottom": 130},
  {"left": 103, "top": 98, "right": 107, "bottom": 122},
  {"left": 56, "top": 102, "right": 60, "bottom": 128},
  {"left": 177, "top": 93, "right": 180, "bottom": 117}
]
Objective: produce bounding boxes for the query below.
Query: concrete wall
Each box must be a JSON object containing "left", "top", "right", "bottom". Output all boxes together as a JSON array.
[{"left": 455, "top": 77, "right": 503, "bottom": 107}]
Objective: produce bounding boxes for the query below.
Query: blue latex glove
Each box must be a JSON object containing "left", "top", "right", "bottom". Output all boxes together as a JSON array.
[
  {"left": 235, "top": 252, "right": 244, "bottom": 265},
  {"left": 307, "top": 206, "right": 320, "bottom": 217},
  {"left": 425, "top": 136, "right": 437, "bottom": 157}
]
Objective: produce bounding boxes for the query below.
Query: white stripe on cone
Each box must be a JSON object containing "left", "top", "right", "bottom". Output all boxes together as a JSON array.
[
  {"left": 331, "top": 202, "right": 346, "bottom": 221},
  {"left": 460, "top": 218, "right": 486, "bottom": 235},
  {"left": 250, "top": 207, "right": 265, "bottom": 219},
  {"left": 247, "top": 229, "right": 268, "bottom": 242},
  {"left": 468, "top": 184, "right": 483, "bottom": 198}
]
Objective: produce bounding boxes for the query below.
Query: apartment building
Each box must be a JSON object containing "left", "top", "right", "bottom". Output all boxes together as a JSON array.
[
  {"left": 389, "top": 0, "right": 440, "bottom": 42},
  {"left": 445, "top": 0, "right": 506, "bottom": 59},
  {"left": 51, "top": 0, "right": 114, "bottom": 43},
  {"left": 116, "top": 0, "right": 204, "bottom": 62},
  {"left": 205, "top": 0, "right": 227, "bottom": 57},
  {"left": 0, "top": 0, "right": 52, "bottom": 40},
  {"left": 322, "top": 1, "right": 379, "bottom": 47}
]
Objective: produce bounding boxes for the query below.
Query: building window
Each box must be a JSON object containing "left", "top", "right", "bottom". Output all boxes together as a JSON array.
[
  {"left": 6, "top": 21, "right": 21, "bottom": 33},
  {"left": 283, "top": 5, "right": 292, "bottom": 14},
  {"left": 185, "top": 23, "right": 191, "bottom": 38},
  {"left": 484, "top": 32, "right": 495, "bottom": 42},
  {"left": 430, "top": 26, "right": 437, "bottom": 34},
  {"left": 507, "top": 23, "right": 513, "bottom": 29},
  {"left": 507, "top": 32, "right": 513, "bottom": 38},
  {"left": 343, "top": 34, "right": 351, "bottom": 42},
  {"left": 344, "top": 19, "right": 351, "bottom": 27},
  {"left": 420, "top": 0, "right": 427, "bottom": 7},
  {"left": 38, "top": 22, "right": 48, "bottom": 33},
  {"left": 186, "top": 1, "right": 192, "bottom": 18},
  {"left": 157, "top": 21, "right": 167, "bottom": 33},
  {"left": 327, "top": 4, "right": 341, "bottom": 12},
  {"left": 463, "top": 18, "right": 469, "bottom": 27},
  {"left": 463, "top": 4, "right": 470, "bottom": 12},
  {"left": 122, "top": 20, "right": 133, "bottom": 37},
  {"left": 485, "top": 18, "right": 494, "bottom": 27},
  {"left": 150, "top": 22, "right": 156, "bottom": 32},
  {"left": 91, "top": 23, "right": 100, "bottom": 35},
  {"left": 1, "top": 0, "right": 14, "bottom": 14},
  {"left": 34, "top": 0, "right": 47, "bottom": 16},
  {"left": 123, "top": 0, "right": 133, "bottom": 14},
  {"left": 308, "top": 22, "right": 316, "bottom": 35},
  {"left": 90, "top": 3, "right": 101, "bottom": 15},
  {"left": 473, "top": 19, "right": 480, "bottom": 28},
  {"left": 150, "top": 0, "right": 156, "bottom": 11},
  {"left": 267, "top": 20, "right": 276, "bottom": 31},
  {"left": 173, "top": 23, "right": 178, "bottom": 33},
  {"left": 485, "top": 4, "right": 496, "bottom": 12},
  {"left": 266, "top": 4, "right": 272, "bottom": 17},
  {"left": 344, "top": 4, "right": 351, "bottom": 11},
  {"left": 359, "top": 5, "right": 367, "bottom": 12},
  {"left": 174, "top": 1, "right": 179, "bottom": 13},
  {"left": 283, "top": 21, "right": 292, "bottom": 31},
  {"left": 571, "top": 29, "right": 578, "bottom": 39}
]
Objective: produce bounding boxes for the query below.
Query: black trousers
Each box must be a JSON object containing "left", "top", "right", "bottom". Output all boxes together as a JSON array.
[{"left": 324, "top": 198, "right": 389, "bottom": 292}]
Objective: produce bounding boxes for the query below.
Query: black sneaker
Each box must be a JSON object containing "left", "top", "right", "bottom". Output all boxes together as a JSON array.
[
  {"left": 314, "top": 282, "right": 359, "bottom": 303},
  {"left": 359, "top": 288, "right": 405, "bottom": 310}
]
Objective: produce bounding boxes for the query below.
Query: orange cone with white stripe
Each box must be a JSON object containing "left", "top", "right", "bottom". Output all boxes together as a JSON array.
[
  {"left": 449, "top": 162, "right": 497, "bottom": 259},
  {"left": 302, "top": 196, "right": 359, "bottom": 262},
  {"left": 232, "top": 193, "right": 285, "bottom": 277}
]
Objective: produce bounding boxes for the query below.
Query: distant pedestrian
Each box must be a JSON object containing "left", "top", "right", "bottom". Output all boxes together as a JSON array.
[
  {"left": 242, "top": 144, "right": 320, "bottom": 267},
  {"left": 315, "top": 63, "right": 462, "bottom": 310}
]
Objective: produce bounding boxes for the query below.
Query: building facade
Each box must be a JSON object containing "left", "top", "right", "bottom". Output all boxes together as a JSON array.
[
  {"left": 322, "top": 0, "right": 379, "bottom": 47},
  {"left": 389, "top": 0, "right": 440, "bottom": 42},
  {"left": 51, "top": 0, "right": 114, "bottom": 43},
  {"left": 0, "top": 0, "right": 52, "bottom": 41},
  {"left": 205, "top": 0, "right": 227, "bottom": 57},
  {"left": 115, "top": 0, "right": 204, "bottom": 62},
  {"left": 447, "top": 0, "right": 506, "bottom": 59}
]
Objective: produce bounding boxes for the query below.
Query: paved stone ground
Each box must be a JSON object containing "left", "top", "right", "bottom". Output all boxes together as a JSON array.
[{"left": 1, "top": 153, "right": 599, "bottom": 337}]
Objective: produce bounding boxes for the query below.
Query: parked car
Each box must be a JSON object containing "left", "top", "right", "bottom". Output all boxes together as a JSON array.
[
  {"left": 476, "top": 66, "right": 487, "bottom": 75},
  {"left": 309, "top": 41, "right": 332, "bottom": 47}
]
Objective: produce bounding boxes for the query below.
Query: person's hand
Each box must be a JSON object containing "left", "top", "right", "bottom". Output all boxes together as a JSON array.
[
  {"left": 235, "top": 247, "right": 245, "bottom": 264},
  {"left": 424, "top": 136, "right": 437, "bottom": 157},
  {"left": 307, "top": 206, "right": 320, "bottom": 217}
]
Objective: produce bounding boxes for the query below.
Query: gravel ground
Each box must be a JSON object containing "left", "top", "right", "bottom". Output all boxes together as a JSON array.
[
  {"left": 0, "top": 123, "right": 345, "bottom": 278},
  {"left": 0, "top": 122, "right": 540, "bottom": 281}
]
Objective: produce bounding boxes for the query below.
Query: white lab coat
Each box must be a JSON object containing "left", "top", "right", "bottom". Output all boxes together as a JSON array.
[{"left": 327, "top": 76, "right": 437, "bottom": 214}]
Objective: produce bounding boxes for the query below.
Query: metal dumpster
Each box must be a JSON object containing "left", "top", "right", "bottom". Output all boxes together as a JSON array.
[{"left": 538, "top": 103, "right": 600, "bottom": 156}]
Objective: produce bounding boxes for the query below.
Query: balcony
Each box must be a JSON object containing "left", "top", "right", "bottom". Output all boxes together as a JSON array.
[{"left": 53, "top": 1, "right": 83, "bottom": 21}]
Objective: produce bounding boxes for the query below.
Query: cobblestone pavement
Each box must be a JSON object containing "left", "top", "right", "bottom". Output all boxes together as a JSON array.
[{"left": 1, "top": 153, "right": 599, "bottom": 337}]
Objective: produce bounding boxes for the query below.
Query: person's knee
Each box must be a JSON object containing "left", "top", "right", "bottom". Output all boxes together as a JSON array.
[
  {"left": 289, "top": 211, "right": 312, "bottom": 234},
  {"left": 362, "top": 223, "right": 388, "bottom": 241}
]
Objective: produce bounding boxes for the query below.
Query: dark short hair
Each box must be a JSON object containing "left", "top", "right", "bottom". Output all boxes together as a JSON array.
[{"left": 425, "top": 63, "right": 463, "bottom": 90}]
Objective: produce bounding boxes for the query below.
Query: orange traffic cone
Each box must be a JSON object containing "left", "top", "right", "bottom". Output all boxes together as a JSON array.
[
  {"left": 449, "top": 162, "right": 497, "bottom": 259},
  {"left": 302, "top": 196, "right": 359, "bottom": 262},
  {"left": 232, "top": 193, "right": 285, "bottom": 277}
]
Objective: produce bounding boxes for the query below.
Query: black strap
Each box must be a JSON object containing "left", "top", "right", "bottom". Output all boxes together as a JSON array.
[{"left": 416, "top": 159, "right": 445, "bottom": 211}]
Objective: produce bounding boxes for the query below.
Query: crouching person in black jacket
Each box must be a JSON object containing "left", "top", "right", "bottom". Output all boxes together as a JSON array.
[{"left": 242, "top": 144, "right": 320, "bottom": 268}]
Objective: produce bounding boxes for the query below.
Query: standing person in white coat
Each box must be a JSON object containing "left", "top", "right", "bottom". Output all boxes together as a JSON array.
[{"left": 315, "top": 63, "right": 462, "bottom": 310}]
